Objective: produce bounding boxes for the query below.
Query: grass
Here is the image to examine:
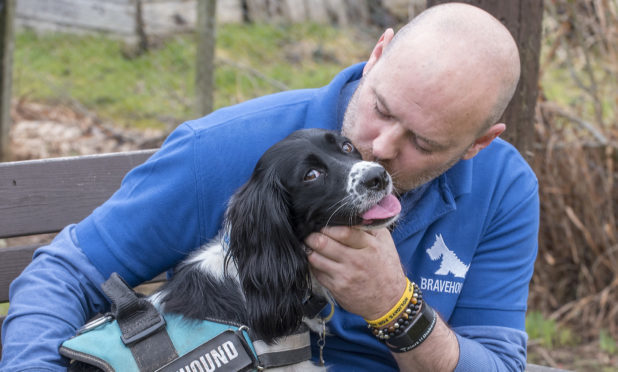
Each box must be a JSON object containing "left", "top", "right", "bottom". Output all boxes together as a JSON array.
[
  {"left": 526, "top": 311, "right": 578, "bottom": 348},
  {"left": 13, "top": 23, "right": 373, "bottom": 130},
  {"left": 526, "top": 311, "right": 618, "bottom": 371},
  {"left": 600, "top": 329, "right": 617, "bottom": 355},
  {"left": 0, "top": 302, "right": 8, "bottom": 317}
]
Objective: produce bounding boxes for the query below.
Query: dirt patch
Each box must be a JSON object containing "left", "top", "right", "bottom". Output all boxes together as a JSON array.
[{"left": 7, "top": 99, "right": 167, "bottom": 161}]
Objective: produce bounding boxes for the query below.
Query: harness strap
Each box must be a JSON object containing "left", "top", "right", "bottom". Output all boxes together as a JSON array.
[
  {"left": 101, "top": 273, "right": 178, "bottom": 371},
  {"left": 253, "top": 328, "right": 312, "bottom": 368}
]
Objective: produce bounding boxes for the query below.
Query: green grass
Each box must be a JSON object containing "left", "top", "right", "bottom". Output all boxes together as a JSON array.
[
  {"left": 539, "top": 34, "right": 616, "bottom": 131},
  {"left": 13, "top": 23, "right": 373, "bottom": 129},
  {"left": 0, "top": 302, "right": 8, "bottom": 317},
  {"left": 526, "top": 311, "right": 577, "bottom": 348},
  {"left": 600, "top": 329, "right": 617, "bottom": 355}
]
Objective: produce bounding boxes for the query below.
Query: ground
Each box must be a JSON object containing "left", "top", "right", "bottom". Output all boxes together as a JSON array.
[{"left": 8, "top": 99, "right": 166, "bottom": 161}]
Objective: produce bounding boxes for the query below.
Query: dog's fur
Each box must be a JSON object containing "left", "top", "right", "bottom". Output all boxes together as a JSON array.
[{"left": 152, "top": 129, "right": 400, "bottom": 368}]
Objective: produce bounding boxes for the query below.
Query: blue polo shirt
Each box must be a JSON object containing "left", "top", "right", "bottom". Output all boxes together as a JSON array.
[{"left": 1, "top": 63, "right": 538, "bottom": 371}]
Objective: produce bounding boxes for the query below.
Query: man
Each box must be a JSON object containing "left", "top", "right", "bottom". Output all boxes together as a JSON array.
[{"left": 0, "top": 3, "right": 538, "bottom": 371}]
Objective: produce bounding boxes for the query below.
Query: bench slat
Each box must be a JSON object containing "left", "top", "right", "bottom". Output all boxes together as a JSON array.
[
  {"left": 0, "top": 150, "right": 155, "bottom": 238},
  {"left": 0, "top": 244, "right": 168, "bottom": 303},
  {"left": 0, "top": 245, "right": 38, "bottom": 303}
]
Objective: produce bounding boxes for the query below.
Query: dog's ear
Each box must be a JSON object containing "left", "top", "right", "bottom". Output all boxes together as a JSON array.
[{"left": 225, "top": 166, "right": 309, "bottom": 342}]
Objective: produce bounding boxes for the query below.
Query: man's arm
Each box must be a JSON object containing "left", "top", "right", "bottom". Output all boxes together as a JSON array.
[
  {"left": 0, "top": 226, "right": 108, "bottom": 370},
  {"left": 306, "top": 226, "right": 460, "bottom": 371},
  {"left": 391, "top": 314, "right": 459, "bottom": 371},
  {"left": 306, "top": 224, "right": 531, "bottom": 371}
]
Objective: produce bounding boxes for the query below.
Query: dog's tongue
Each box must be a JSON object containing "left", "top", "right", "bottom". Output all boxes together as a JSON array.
[{"left": 362, "top": 194, "right": 401, "bottom": 221}]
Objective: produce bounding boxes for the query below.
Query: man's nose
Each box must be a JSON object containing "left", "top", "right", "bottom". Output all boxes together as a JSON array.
[{"left": 372, "top": 124, "right": 405, "bottom": 160}]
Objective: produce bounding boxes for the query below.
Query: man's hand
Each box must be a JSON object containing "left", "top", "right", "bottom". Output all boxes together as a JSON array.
[
  {"left": 306, "top": 226, "right": 460, "bottom": 372},
  {"left": 305, "top": 226, "right": 408, "bottom": 320}
]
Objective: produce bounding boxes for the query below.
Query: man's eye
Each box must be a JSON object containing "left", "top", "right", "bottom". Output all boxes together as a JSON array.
[
  {"left": 304, "top": 169, "right": 322, "bottom": 182},
  {"left": 407, "top": 133, "right": 433, "bottom": 155},
  {"left": 374, "top": 102, "right": 393, "bottom": 120},
  {"left": 342, "top": 142, "right": 354, "bottom": 153},
  {"left": 415, "top": 144, "right": 433, "bottom": 155}
]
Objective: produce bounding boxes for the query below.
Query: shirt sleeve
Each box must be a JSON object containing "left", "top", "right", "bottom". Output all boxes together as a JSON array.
[
  {"left": 454, "top": 325, "right": 528, "bottom": 372},
  {"left": 0, "top": 225, "right": 108, "bottom": 370},
  {"left": 75, "top": 123, "right": 204, "bottom": 286}
]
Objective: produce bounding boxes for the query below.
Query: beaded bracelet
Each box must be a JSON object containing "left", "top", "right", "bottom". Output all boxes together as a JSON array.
[{"left": 366, "top": 281, "right": 422, "bottom": 341}]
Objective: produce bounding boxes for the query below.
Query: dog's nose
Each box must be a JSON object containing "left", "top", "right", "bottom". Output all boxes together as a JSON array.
[{"left": 361, "top": 166, "right": 389, "bottom": 191}]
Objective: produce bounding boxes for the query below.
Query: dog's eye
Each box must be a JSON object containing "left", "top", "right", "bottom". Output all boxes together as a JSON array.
[
  {"left": 304, "top": 169, "right": 322, "bottom": 182},
  {"left": 342, "top": 142, "right": 354, "bottom": 153}
]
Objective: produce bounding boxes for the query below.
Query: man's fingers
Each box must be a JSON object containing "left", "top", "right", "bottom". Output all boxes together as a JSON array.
[
  {"left": 305, "top": 231, "right": 342, "bottom": 262},
  {"left": 318, "top": 226, "right": 372, "bottom": 249}
]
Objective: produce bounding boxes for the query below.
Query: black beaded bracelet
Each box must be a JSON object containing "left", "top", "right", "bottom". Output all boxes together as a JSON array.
[
  {"left": 368, "top": 282, "right": 422, "bottom": 341},
  {"left": 384, "top": 299, "right": 437, "bottom": 353}
]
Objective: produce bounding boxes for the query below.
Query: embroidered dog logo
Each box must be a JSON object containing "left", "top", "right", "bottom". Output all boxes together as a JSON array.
[{"left": 426, "top": 234, "right": 469, "bottom": 278}]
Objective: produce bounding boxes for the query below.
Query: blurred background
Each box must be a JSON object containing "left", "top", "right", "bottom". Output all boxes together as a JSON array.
[{"left": 0, "top": 0, "right": 616, "bottom": 370}]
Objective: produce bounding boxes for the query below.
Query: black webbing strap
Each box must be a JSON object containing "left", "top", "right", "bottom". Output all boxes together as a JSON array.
[
  {"left": 256, "top": 340, "right": 312, "bottom": 368},
  {"left": 101, "top": 273, "right": 178, "bottom": 371},
  {"left": 251, "top": 324, "right": 313, "bottom": 369}
]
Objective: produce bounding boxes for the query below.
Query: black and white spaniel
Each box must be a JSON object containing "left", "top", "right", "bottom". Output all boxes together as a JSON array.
[{"left": 152, "top": 129, "right": 401, "bottom": 369}]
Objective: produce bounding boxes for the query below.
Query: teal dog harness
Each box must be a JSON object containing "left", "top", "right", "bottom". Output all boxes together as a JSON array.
[{"left": 60, "top": 273, "right": 312, "bottom": 371}]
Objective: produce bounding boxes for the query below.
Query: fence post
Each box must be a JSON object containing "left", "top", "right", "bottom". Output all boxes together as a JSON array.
[
  {"left": 0, "top": 0, "right": 15, "bottom": 161},
  {"left": 195, "top": 0, "right": 217, "bottom": 117},
  {"left": 426, "top": 0, "right": 543, "bottom": 161}
]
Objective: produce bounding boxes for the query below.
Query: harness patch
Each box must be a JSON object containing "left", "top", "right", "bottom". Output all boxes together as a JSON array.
[{"left": 156, "top": 330, "right": 254, "bottom": 372}]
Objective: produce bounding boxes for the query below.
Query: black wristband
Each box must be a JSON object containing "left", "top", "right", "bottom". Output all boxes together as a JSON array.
[{"left": 384, "top": 300, "right": 437, "bottom": 353}]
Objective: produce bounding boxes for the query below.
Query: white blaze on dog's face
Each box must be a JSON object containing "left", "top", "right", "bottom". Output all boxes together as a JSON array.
[{"left": 346, "top": 161, "right": 401, "bottom": 229}]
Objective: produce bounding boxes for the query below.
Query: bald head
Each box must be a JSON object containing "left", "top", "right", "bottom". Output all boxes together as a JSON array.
[{"left": 382, "top": 3, "right": 521, "bottom": 132}]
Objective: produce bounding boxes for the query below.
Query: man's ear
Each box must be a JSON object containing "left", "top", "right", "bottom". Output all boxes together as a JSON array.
[
  {"left": 462, "top": 123, "right": 506, "bottom": 160},
  {"left": 363, "top": 28, "right": 395, "bottom": 76}
]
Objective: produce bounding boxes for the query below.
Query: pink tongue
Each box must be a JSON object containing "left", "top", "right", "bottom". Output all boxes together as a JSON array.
[{"left": 362, "top": 194, "right": 402, "bottom": 221}]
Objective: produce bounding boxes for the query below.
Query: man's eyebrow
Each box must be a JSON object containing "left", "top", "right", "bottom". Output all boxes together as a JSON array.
[
  {"left": 373, "top": 88, "right": 449, "bottom": 151},
  {"left": 374, "top": 88, "right": 397, "bottom": 118}
]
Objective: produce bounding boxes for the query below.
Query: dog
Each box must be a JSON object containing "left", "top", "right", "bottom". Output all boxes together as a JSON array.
[{"left": 150, "top": 128, "right": 402, "bottom": 370}]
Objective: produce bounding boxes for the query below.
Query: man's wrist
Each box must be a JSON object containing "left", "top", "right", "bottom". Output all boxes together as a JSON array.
[
  {"left": 384, "top": 299, "right": 437, "bottom": 352},
  {"left": 363, "top": 276, "right": 409, "bottom": 321},
  {"left": 364, "top": 278, "right": 414, "bottom": 328},
  {"left": 365, "top": 281, "right": 437, "bottom": 353}
]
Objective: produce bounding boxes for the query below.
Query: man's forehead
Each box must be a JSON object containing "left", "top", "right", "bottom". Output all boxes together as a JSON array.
[{"left": 369, "top": 58, "right": 490, "bottom": 145}]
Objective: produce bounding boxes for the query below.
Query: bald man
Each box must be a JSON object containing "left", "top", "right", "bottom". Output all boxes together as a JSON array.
[{"left": 1, "top": 3, "right": 538, "bottom": 371}]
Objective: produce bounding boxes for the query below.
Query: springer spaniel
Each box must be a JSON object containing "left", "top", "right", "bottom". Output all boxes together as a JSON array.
[{"left": 152, "top": 129, "right": 402, "bottom": 370}]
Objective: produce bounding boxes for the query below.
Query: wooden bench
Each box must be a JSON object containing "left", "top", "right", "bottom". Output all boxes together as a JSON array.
[
  {"left": 0, "top": 150, "right": 567, "bottom": 371},
  {"left": 0, "top": 149, "right": 156, "bottom": 359}
]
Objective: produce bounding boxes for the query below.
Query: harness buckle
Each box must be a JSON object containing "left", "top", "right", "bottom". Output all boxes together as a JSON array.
[{"left": 120, "top": 312, "right": 167, "bottom": 345}]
